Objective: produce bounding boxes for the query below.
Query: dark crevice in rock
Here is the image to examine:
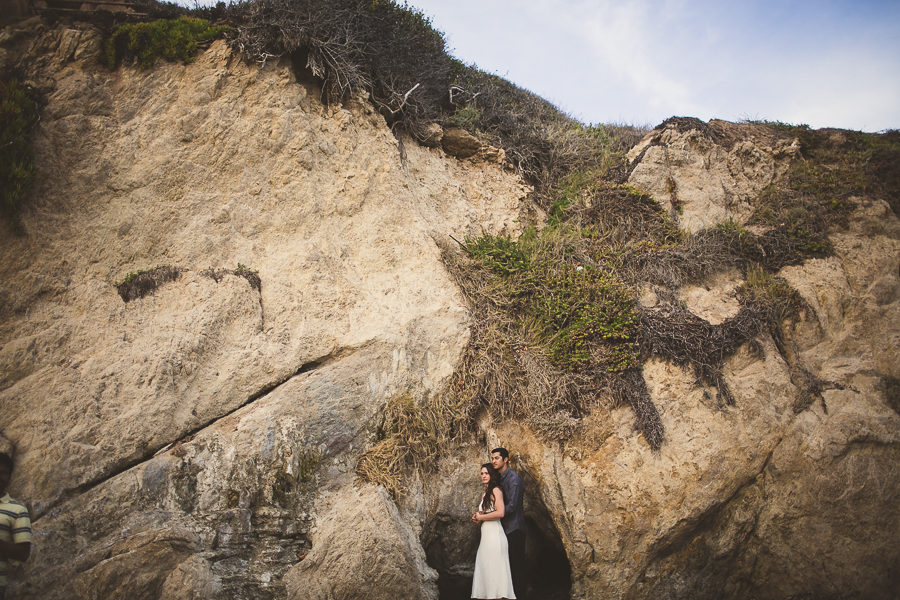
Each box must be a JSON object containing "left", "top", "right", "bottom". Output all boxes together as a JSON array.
[
  {"left": 608, "top": 146, "right": 648, "bottom": 184},
  {"left": 525, "top": 516, "right": 573, "bottom": 600},
  {"left": 429, "top": 516, "right": 572, "bottom": 600},
  {"left": 32, "top": 348, "right": 351, "bottom": 523},
  {"left": 297, "top": 358, "right": 324, "bottom": 374}
]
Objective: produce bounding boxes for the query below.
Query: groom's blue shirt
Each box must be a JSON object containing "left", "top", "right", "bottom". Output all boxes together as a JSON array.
[{"left": 499, "top": 467, "right": 525, "bottom": 535}]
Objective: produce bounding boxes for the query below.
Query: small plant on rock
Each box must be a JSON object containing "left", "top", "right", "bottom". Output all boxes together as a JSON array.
[
  {"left": 444, "top": 105, "right": 481, "bottom": 131},
  {"left": 201, "top": 264, "right": 262, "bottom": 292},
  {"left": 0, "top": 78, "right": 38, "bottom": 232}
]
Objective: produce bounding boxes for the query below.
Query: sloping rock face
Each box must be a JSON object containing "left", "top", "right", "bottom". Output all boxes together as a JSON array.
[
  {"left": 0, "top": 22, "right": 526, "bottom": 600},
  {"left": 1, "top": 20, "right": 898, "bottom": 600}
]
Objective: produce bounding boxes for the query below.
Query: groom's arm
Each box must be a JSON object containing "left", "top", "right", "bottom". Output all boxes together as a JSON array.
[{"left": 504, "top": 475, "right": 521, "bottom": 515}]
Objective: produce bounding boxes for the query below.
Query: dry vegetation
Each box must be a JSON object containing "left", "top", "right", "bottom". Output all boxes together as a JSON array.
[
  {"left": 202, "top": 263, "right": 262, "bottom": 292},
  {"left": 115, "top": 265, "right": 183, "bottom": 301},
  {"left": 357, "top": 123, "right": 898, "bottom": 494}
]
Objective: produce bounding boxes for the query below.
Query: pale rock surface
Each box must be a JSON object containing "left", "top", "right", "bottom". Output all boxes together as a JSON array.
[
  {"left": 283, "top": 484, "right": 438, "bottom": 600},
  {"left": 679, "top": 269, "right": 743, "bottom": 324},
  {"left": 627, "top": 118, "right": 800, "bottom": 232},
  {"left": 1, "top": 21, "right": 898, "bottom": 600},
  {"left": 0, "top": 23, "right": 526, "bottom": 600},
  {"left": 159, "top": 556, "right": 220, "bottom": 600}
]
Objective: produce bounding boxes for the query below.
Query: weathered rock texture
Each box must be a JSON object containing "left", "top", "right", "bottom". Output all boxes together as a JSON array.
[
  {"left": 627, "top": 117, "right": 800, "bottom": 232},
  {"left": 1, "top": 20, "right": 898, "bottom": 600},
  {"left": 0, "top": 21, "right": 526, "bottom": 600}
]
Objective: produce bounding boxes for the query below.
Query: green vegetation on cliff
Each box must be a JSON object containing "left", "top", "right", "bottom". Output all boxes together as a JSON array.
[
  {"left": 358, "top": 120, "right": 899, "bottom": 491},
  {"left": 105, "top": 16, "right": 232, "bottom": 70},
  {"left": 752, "top": 122, "right": 900, "bottom": 229},
  {"left": 0, "top": 77, "right": 38, "bottom": 232}
]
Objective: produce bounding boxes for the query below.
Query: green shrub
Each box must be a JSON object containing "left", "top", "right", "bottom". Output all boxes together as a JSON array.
[
  {"left": 447, "top": 225, "right": 649, "bottom": 440},
  {"left": 105, "top": 17, "right": 232, "bottom": 70},
  {"left": 0, "top": 78, "right": 38, "bottom": 231},
  {"left": 549, "top": 171, "right": 597, "bottom": 226},
  {"left": 444, "top": 105, "right": 480, "bottom": 131},
  {"left": 532, "top": 264, "right": 637, "bottom": 372}
]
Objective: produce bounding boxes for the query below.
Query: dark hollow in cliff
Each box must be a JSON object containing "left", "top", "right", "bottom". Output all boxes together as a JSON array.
[{"left": 427, "top": 516, "right": 572, "bottom": 600}]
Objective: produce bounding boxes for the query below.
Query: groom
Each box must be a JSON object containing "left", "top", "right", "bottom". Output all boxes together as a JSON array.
[{"left": 491, "top": 447, "right": 526, "bottom": 600}]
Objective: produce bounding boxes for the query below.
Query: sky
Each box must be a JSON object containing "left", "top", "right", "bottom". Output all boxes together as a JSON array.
[{"left": 405, "top": 0, "right": 900, "bottom": 132}]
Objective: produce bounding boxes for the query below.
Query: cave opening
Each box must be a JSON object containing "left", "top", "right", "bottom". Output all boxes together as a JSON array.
[
  {"left": 524, "top": 516, "right": 573, "bottom": 600},
  {"left": 429, "top": 515, "right": 572, "bottom": 600}
]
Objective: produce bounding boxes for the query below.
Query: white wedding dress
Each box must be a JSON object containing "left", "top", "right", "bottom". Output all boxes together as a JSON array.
[{"left": 471, "top": 495, "right": 516, "bottom": 599}]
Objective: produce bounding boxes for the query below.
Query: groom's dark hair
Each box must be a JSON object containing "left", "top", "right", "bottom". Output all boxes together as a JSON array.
[{"left": 491, "top": 447, "right": 509, "bottom": 459}]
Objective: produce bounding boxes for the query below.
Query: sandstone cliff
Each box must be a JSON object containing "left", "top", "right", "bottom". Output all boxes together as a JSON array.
[{"left": 1, "top": 18, "right": 898, "bottom": 600}]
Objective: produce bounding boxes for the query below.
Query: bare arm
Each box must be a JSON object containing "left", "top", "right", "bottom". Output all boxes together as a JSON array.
[
  {"left": 0, "top": 539, "right": 30, "bottom": 562},
  {"left": 473, "top": 488, "right": 505, "bottom": 522}
]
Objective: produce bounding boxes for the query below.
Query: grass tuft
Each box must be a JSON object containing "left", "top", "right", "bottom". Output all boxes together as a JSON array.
[{"left": 355, "top": 392, "right": 469, "bottom": 498}]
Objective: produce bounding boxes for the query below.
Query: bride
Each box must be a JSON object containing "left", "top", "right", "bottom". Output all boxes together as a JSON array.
[{"left": 471, "top": 463, "right": 516, "bottom": 599}]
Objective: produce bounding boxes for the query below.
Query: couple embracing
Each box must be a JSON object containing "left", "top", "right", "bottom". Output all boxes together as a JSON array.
[{"left": 470, "top": 447, "right": 526, "bottom": 600}]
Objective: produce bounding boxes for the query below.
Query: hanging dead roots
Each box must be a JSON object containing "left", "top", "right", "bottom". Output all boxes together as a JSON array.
[
  {"left": 115, "top": 266, "right": 183, "bottom": 302},
  {"left": 612, "top": 369, "right": 663, "bottom": 450},
  {"left": 636, "top": 304, "right": 765, "bottom": 407},
  {"left": 201, "top": 265, "right": 262, "bottom": 292}
]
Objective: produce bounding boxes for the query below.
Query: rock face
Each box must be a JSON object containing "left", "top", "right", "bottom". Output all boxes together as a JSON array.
[
  {"left": 284, "top": 485, "right": 438, "bottom": 600},
  {"left": 626, "top": 117, "right": 800, "bottom": 232},
  {"left": 0, "top": 22, "right": 526, "bottom": 600},
  {"left": 1, "top": 21, "right": 898, "bottom": 600}
]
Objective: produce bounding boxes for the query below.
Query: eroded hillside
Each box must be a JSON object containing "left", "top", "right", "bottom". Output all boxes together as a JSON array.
[{"left": 1, "top": 10, "right": 899, "bottom": 600}]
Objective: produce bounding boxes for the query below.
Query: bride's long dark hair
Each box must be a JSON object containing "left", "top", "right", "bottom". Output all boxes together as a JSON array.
[{"left": 481, "top": 462, "right": 502, "bottom": 511}]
